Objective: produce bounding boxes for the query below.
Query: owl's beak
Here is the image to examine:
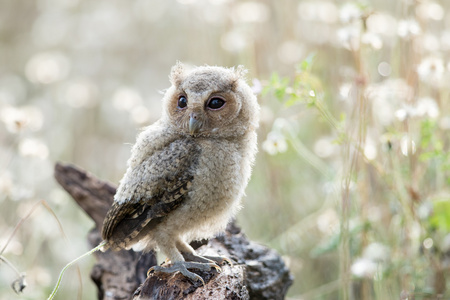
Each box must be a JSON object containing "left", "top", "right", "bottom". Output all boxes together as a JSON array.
[{"left": 189, "top": 113, "right": 202, "bottom": 135}]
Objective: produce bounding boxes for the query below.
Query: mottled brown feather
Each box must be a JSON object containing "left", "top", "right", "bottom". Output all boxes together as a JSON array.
[{"left": 101, "top": 139, "right": 200, "bottom": 249}]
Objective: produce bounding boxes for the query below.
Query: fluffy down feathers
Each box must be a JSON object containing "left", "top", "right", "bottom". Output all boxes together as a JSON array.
[{"left": 102, "top": 63, "right": 259, "bottom": 263}]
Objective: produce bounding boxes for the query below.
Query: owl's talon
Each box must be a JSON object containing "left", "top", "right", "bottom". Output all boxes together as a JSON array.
[
  {"left": 147, "top": 266, "right": 158, "bottom": 277},
  {"left": 210, "top": 255, "right": 233, "bottom": 267},
  {"left": 147, "top": 261, "right": 219, "bottom": 286},
  {"left": 182, "top": 252, "right": 234, "bottom": 267}
]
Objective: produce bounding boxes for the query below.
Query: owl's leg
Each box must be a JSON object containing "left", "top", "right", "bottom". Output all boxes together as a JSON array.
[
  {"left": 176, "top": 240, "right": 233, "bottom": 268},
  {"left": 148, "top": 240, "right": 219, "bottom": 285},
  {"left": 148, "top": 261, "right": 217, "bottom": 286}
]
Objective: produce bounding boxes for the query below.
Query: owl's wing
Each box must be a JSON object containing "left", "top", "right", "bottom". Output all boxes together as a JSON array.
[{"left": 101, "top": 138, "right": 200, "bottom": 248}]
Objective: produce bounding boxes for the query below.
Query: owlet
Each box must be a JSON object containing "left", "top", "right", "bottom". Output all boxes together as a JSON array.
[{"left": 101, "top": 62, "right": 259, "bottom": 283}]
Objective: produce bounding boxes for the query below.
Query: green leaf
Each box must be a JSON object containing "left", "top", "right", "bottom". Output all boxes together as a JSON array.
[
  {"left": 420, "top": 119, "right": 437, "bottom": 149},
  {"left": 429, "top": 199, "right": 450, "bottom": 232},
  {"left": 263, "top": 73, "right": 291, "bottom": 101},
  {"left": 298, "top": 52, "right": 316, "bottom": 72}
]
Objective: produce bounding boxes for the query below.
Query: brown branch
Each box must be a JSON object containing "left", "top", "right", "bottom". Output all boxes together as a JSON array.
[
  {"left": 54, "top": 163, "right": 115, "bottom": 230},
  {"left": 54, "top": 162, "right": 293, "bottom": 300}
]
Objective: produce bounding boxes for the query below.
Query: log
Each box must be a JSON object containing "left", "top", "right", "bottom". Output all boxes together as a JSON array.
[
  {"left": 54, "top": 162, "right": 293, "bottom": 300},
  {"left": 54, "top": 163, "right": 157, "bottom": 299}
]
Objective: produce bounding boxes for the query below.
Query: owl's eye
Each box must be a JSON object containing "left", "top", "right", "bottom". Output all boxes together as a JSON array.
[
  {"left": 207, "top": 97, "right": 226, "bottom": 110},
  {"left": 177, "top": 96, "right": 187, "bottom": 109}
]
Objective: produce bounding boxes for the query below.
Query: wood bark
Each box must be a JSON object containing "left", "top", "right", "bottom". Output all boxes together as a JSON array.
[{"left": 54, "top": 162, "right": 293, "bottom": 300}]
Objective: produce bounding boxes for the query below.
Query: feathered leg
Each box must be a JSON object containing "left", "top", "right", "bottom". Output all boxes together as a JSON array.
[{"left": 147, "top": 239, "right": 220, "bottom": 286}]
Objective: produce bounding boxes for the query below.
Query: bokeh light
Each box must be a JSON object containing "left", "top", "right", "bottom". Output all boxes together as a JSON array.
[{"left": 1, "top": 0, "right": 450, "bottom": 299}]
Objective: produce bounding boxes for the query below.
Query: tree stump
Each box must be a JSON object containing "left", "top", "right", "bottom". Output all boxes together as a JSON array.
[{"left": 54, "top": 162, "right": 293, "bottom": 300}]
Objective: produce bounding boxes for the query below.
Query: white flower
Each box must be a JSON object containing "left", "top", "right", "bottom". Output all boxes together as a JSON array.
[
  {"left": 316, "top": 209, "right": 339, "bottom": 234},
  {"left": 363, "top": 243, "right": 390, "bottom": 263},
  {"left": 363, "top": 139, "right": 377, "bottom": 160},
  {"left": 417, "top": 57, "right": 445, "bottom": 85},
  {"left": 365, "top": 79, "right": 413, "bottom": 126},
  {"left": 361, "top": 32, "right": 383, "bottom": 49},
  {"left": 339, "top": 3, "right": 361, "bottom": 23},
  {"left": 366, "top": 13, "right": 397, "bottom": 37},
  {"left": 18, "top": 138, "right": 49, "bottom": 160},
  {"left": 420, "top": 34, "right": 440, "bottom": 52},
  {"left": 262, "top": 131, "right": 288, "bottom": 155},
  {"left": 417, "top": 201, "right": 433, "bottom": 219},
  {"left": 25, "top": 51, "right": 70, "bottom": 84},
  {"left": 416, "top": 97, "right": 439, "bottom": 118},
  {"left": 339, "top": 83, "right": 352, "bottom": 100},
  {"left": 0, "top": 105, "right": 44, "bottom": 133},
  {"left": 394, "top": 107, "right": 410, "bottom": 121},
  {"left": 1, "top": 106, "right": 28, "bottom": 133},
  {"left": 394, "top": 97, "right": 439, "bottom": 121},
  {"left": 351, "top": 258, "right": 377, "bottom": 278},
  {"left": 337, "top": 25, "right": 360, "bottom": 50},
  {"left": 416, "top": 2, "right": 444, "bottom": 21},
  {"left": 397, "top": 19, "right": 422, "bottom": 39}
]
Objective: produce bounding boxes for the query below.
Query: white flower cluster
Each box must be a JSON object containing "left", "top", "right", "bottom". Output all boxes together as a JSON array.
[
  {"left": 351, "top": 242, "right": 390, "bottom": 279},
  {"left": 262, "top": 118, "right": 289, "bottom": 155}
]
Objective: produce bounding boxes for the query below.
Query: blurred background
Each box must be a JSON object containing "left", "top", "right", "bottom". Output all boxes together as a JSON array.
[{"left": 1, "top": 0, "right": 450, "bottom": 299}]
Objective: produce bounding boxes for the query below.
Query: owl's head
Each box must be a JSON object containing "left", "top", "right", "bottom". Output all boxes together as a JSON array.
[{"left": 162, "top": 62, "right": 259, "bottom": 138}]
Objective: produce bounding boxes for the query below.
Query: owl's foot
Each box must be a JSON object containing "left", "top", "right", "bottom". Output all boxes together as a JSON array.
[
  {"left": 147, "top": 261, "right": 220, "bottom": 286},
  {"left": 182, "top": 252, "right": 234, "bottom": 268}
]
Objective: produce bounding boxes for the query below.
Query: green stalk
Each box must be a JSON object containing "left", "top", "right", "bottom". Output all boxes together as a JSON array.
[{"left": 47, "top": 241, "right": 107, "bottom": 300}]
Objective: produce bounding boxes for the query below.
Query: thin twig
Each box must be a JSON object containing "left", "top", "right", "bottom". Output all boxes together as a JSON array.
[
  {"left": 0, "top": 199, "right": 84, "bottom": 297},
  {"left": 47, "top": 241, "right": 107, "bottom": 300},
  {"left": 0, "top": 200, "right": 43, "bottom": 255},
  {"left": 0, "top": 255, "right": 23, "bottom": 278}
]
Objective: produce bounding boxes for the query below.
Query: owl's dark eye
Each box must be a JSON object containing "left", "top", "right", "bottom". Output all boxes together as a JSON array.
[
  {"left": 207, "top": 97, "right": 226, "bottom": 110},
  {"left": 177, "top": 96, "right": 187, "bottom": 109}
]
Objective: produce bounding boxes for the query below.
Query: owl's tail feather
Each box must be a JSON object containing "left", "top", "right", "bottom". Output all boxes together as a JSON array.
[{"left": 47, "top": 240, "right": 107, "bottom": 300}]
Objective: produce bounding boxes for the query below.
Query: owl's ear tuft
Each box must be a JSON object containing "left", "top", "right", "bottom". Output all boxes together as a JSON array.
[
  {"left": 170, "top": 61, "right": 186, "bottom": 86},
  {"left": 234, "top": 65, "right": 248, "bottom": 80},
  {"left": 230, "top": 65, "right": 248, "bottom": 90}
]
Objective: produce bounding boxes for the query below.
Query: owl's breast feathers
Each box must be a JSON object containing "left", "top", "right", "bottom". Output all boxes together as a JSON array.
[{"left": 101, "top": 138, "right": 201, "bottom": 250}]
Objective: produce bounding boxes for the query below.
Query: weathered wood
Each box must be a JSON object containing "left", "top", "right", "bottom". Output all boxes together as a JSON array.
[
  {"left": 54, "top": 162, "right": 156, "bottom": 300},
  {"left": 54, "top": 162, "right": 293, "bottom": 300},
  {"left": 54, "top": 163, "right": 115, "bottom": 230}
]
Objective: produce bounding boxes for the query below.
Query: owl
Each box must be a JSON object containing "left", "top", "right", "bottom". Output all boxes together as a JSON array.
[{"left": 101, "top": 62, "right": 259, "bottom": 284}]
